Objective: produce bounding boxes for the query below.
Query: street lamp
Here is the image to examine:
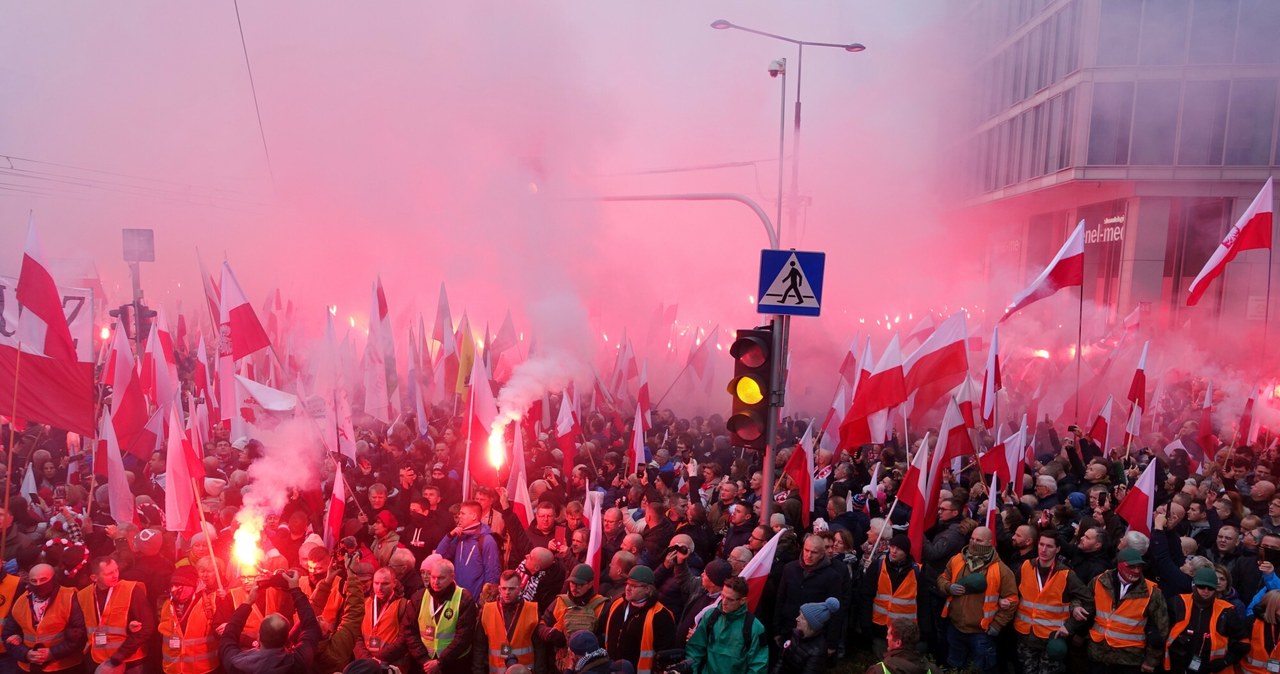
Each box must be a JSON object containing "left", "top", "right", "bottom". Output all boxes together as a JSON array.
[{"left": 711, "top": 19, "right": 865, "bottom": 244}]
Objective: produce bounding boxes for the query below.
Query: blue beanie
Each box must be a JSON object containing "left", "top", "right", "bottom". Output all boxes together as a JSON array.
[
  {"left": 1068, "top": 492, "right": 1086, "bottom": 510},
  {"left": 798, "top": 597, "right": 841, "bottom": 631}
]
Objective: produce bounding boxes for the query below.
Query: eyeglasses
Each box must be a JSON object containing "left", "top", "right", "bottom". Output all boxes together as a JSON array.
[{"left": 749, "top": 535, "right": 766, "bottom": 543}]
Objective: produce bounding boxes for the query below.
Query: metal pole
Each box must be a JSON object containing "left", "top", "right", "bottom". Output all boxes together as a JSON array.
[
  {"left": 759, "top": 314, "right": 790, "bottom": 526},
  {"left": 775, "top": 59, "right": 787, "bottom": 248},
  {"left": 592, "top": 194, "right": 778, "bottom": 249},
  {"left": 129, "top": 261, "right": 145, "bottom": 357},
  {"left": 789, "top": 45, "right": 803, "bottom": 239}
]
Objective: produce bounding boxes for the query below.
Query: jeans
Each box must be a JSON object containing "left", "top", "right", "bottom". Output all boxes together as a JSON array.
[{"left": 946, "top": 624, "right": 997, "bottom": 674}]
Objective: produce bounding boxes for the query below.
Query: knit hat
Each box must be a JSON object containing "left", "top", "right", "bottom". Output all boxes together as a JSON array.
[
  {"left": 570, "top": 563, "right": 595, "bottom": 585},
  {"left": 569, "top": 630, "right": 599, "bottom": 655},
  {"left": 1045, "top": 635, "right": 1068, "bottom": 661},
  {"left": 1193, "top": 567, "right": 1219, "bottom": 588},
  {"left": 376, "top": 510, "right": 398, "bottom": 530},
  {"left": 798, "top": 597, "right": 841, "bottom": 631},
  {"left": 1067, "top": 492, "right": 1086, "bottom": 510},
  {"left": 851, "top": 493, "right": 868, "bottom": 510},
  {"left": 888, "top": 533, "right": 911, "bottom": 553},
  {"left": 170, "top": 566, "right": 199, "bottom": 587},
  {"left": 627, "top": 565, "right": 655, "bottom": 586},
  {"left": 1117, "top": 547, "right": 1147, "bottom": 566},
  {"left": 134, "top": 528, "right": 163, "bottom": 557},
  {"left": 704, "top": 559, "right": 732, "bottom": 587}
]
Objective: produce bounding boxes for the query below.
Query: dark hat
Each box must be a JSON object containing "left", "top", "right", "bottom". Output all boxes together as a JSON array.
[
  {"left": 627, "top": 565, "right": 655, "bottom": 586},
  {"left": 703, "top": 559, "right": 732, "bottom": 587},
  {"left": 431, "top": 463, "right": 446, "bottom": 472},
  {"left": 888, "top": 533, "right": 911, "bottom": 553},
  {"left": 1045, "top": 636, "right": 1068, "bottom": 661},
  {"left": 134, "top": 528, "right": 163, "bottom": 557},
  {"left": 1193, "top": 567, "right": 1219, "bottom": 589},
  {"left": 570, "top": 563, "right": 595, "bottom": 585},
  {"left": 170, "top": 566, "right": 199, "bottom": 587},
  {"left": 376, "top": 510, "right": 398, "bottom": 530},
  {"left": 569, "top": 629, "right": 599, "bottom": 655},
  {"left": 798, "top": 597, "right": 841, "bottom": 630},
  {"left": 1117, "top": 547, "right": 1147, "bottom": 566}
]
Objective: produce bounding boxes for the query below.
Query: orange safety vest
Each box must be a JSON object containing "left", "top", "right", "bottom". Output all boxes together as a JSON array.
[
  {"left": 301, "top": 575, "right": 346, "bottom": 625},
  {"left": 1240, "top": 617, "right": 1280, "bottom": 674},
  {"left": 361, "top": 595, "right": 406, "bottom": 660},
  {"left": 1163, "top": 594, "right": 1231, "bottom": 670},
  {"left": 872, "top": 562, "right": 917, "bottom": 626},
  {"left": 158, "top": 595, "right": 220, "bottom": 674},
  {"left": 479, "top": 600, "right": 538, "bottom": 674},
  {"left": 77, "top": 580, "right": 145, "bottom": 664},
  {"left": 942, "top": 556, "right": 1008, "bottom": 631},
  {"left": 1013, "top": 560, "right": 1071, "bottom": 639},
  {"left": 9, "top": 587, "right": 82, "bottom": 672},
  {"left": 0, "top": 573, "right": 21, "bottom": 654},
  {"left": 1089, "top": 575, "right": 1154, "bottom": 651},
  {"left": 604, "top": 598, "right": 670, "bottom": 674},
  {"left": 229, "top": 585, "right": 289, "bottom": 638}
]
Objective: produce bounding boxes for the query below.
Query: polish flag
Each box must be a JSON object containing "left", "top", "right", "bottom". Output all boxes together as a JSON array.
[
  {"left": 636, "top": 360, "right": 653, "bottom": 432},
  {"left": 584, "top": 491, "right": 605, "bottom": 591},
  {"left": 837, "top": 340, "right": 876, "bottom": 449},
  {"left": 164, "top": 407, "right": 201, "bottom": 536},
  {"left": 506, "top": 425, "right": 535, "bottom": 528},
  {"left": 1197, "top": 381, "right": 1219, "bottom": 460},
  {"left": 1089, "top": 396, "right": 1115, "bottom": 452},
  {"left": 837, "top": 336, "right": 861, "bottom": 386},
  {"left": 980, "top": 415, "right": 1027, "bottom": 486},
  {"left": 335, "top": 386, "right": 357, "bottom": 459},
  {"left": 818, "top": 382, "right": 848, "bottom": 452},
  {"left": 363, "top": 283, "right": 392, "bottom": 424},
  {"left": 490, "top": 310, "right": 519, "bottom": 359},
  {"left": 105, "top": 324, "right": 153, "bottom": 459},
  {"left": 555, "top": 391, "right": 581, "bottom": 476},
  {"left": 16, "top": 221, "right": 77, "bottom": 363},
  {"left": 193, "top": 336, "right": 211, "bottom": 402},
  {"left": 981, "top": 326, "right": 1002, "bottom": 429},
  {"left": 461, "top": 355, "right": 499, "bottom": 498},
  {"left": 849, "top": 335, "right": 907, "bottom": 418},
  {"left": 100, "top": 408, "right": 138, "bottom": 526},
  {"left": 738, "top": 526, "right": 783, "bottom": 612},
  {"left": 687, "top": 325, "right": 720, "bottom": 382},
  {"left": 781, "top": 423, "right": 816, "bottom": 527},
  {"left": 140, "top": 314, "right": 179, "bottom": 408},
  {"left": 432, "top": 284, "right": 460, "bottom": 401},
  {"left": 955, "top": 376, "right": 979, "bottom": 430},
  {"left": 1115, "top": 458, "right": 1158, "bottom": 535},
  {"left": 935, "top": 398, "right": 977, "bottom": 466},
  {"left": 627, "top": 403, "right": 647, "bottom": 477},
  {"left": 1002, "top": 220, "right": 1085, "bottom": 321},
  {"left": 899, "top": 433, "right": 935, "bottom": 561},
  {"left": 1187, "top": 177, "right": 1273, "bottom": 306},
  {"left": 984, "top": 473, "right": 999, "bottom": 529},
  {"left": 196, "top": 252, "right": 221, "bottom": 331},
  {"left": 904, "top": 312, "right": 969, "bottom": 400},
  {"left": 324, "top": 460, "right": 347, "bottom": 547},
  {"left": 232, "top": 374, "right": 298, "bottom": 440},
  {"left": 1123, "top": 341, "right": 1150, "bottom": 446},
  {"left": 905, "top": 314, "right": 936, "bottom": 348},
  {"left": 1239, "top": 389, "right": 1257, "bottom": 447},
  {"left": 218, "top": 261, "right": 271, "bottom": 361}
]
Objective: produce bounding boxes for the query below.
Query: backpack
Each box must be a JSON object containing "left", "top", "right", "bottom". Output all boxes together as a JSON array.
[{"left": 703, "top": 606, "right": 763, "bottom": 651}]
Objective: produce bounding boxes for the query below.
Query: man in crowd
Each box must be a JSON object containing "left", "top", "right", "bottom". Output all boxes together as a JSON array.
[
  {"left": 473, "top": 570, "right": 539, "bottom": 673},
  {"left": 434, "top": 501, "right": 500, "bottom": 600},
  {"left": 537, "top": 563, "right": 608, "bottom": 671},
  {"left": 402, "top": 559, "right": 477, "bottom": 674},
  {"left": 601, "top": 566, "right": 675, "bottom": 674},
  {"left": 78, "top": 556, "right": 154, "bottom": 674},
  {"left": 3, "top": 563, "right": 85, "bottom": 673},
  {"left": 219, "top": 569, "right": 319, "bottom": 674},
  {"left": 936, "top": 526, "right": 1018, "bottom": 674}
]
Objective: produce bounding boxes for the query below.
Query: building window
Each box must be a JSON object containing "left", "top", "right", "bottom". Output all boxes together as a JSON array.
[
  {"left": 1224, "top": 79, "right": 1276, "bottom": 165},
  {"left": 1097, "top": 0, "right": 1142, "bottom": 66},
  {"left": 1130, "top": 81, "right": 1180, "bottom": 165},
  {"left": 1138, "top": 0, "right": 1189, "bottom": 65},
  {"left": 1235, "top": 0, "right": 1280, "bottom": 64},
  {"left": 1088, "top": 82, "right": 1135, "bottom": 165},
  {"left": 1165, "top": 198, "right": 1230, "bottom": 313},
  {"left": 1188, "top": 0, "right": 1238, "bottom": 64},
  {"left": 1177, "top": 80, "right": 1229, "bottom": 165}
]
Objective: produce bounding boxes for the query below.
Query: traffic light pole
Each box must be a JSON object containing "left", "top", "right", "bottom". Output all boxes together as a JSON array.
[{"left": 759, "top": 313, "right": 790, "bottom": 526}]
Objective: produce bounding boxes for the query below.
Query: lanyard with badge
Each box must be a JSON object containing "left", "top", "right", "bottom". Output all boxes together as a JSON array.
[
  {"left": 424, "top": 594, "right": 448, "bottom": 644},
  {"left": 1265, "top": 622, "right": 1280, "bottom": 673},
  {"left": 168, "top": 601, "right": 193, "bottom": 652},
  {"left": 369, "top": 597, "right": 388, "bottom": 652},
  {"left": 93, "top": 587, "right": 115, "bottom": 648},
  {"left": 498, "top": 603, "right": 520, "bottom": 661}
]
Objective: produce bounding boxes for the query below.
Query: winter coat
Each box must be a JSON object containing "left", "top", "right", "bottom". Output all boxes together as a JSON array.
[
  {"left": 685, "top": 603, "right": 768, "bottom": 674},
  {"left": 770, "top": 630, "right": 826, "bottom": 674},
  {"left": 434, "top": 523, "right": 500, "bottom": 600},
  {"left": 774, "top": 555, "right": 848, "bottom": 650}
]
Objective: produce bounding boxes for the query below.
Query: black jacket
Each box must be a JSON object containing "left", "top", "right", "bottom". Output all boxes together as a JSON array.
[
  {"left": 774, "top": 556, "right": 847, "bottom": 650},
  {"left": 219, "top": 587, "right": 320, "bottom": 674},
  {"left": 770, "top": 630, "right": 826, "bottom": 674}
]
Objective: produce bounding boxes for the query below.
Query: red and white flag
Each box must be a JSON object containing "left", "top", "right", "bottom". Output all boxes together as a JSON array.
[
  {"left": 1002, "top": 220, "right": 1085, "bottom": 321},
  {"left": 324, "top": 461, "right": 347, "bottom": 547},
  {"left": 905, "top": 314, "right": 936, "bottom": 348},
  {"left": 848, "top": 335, "right": 907, "bottom": 418},
  {"left": 1089, "top": 395, "right": 1115, "bottom": 452},
  {"left": 555, "top": 390, "right": 581, "bottom": 476},
  {"left": 140, "top": 312, "right": 179, "bottom": 409},
  {"left": 507, "top": 425, "right": 535, "bottom": 528},
  {"left": 218, "top": 261, "right": 271, "bottom": 361},
  {"left": 363, "top": 277, "right": 399, "bottom": 422},
  {"left": 232, "top": 374, "right": 298, "bottom": 440},
  {"left": 100, "top": 408, "right": 138, "bottom": 526},
  {"left": 1115, "top": 458, "right": 1157, "bottom": 535},
  {"left": 738, "top": 526, "right": 783, "bottom": 612},
  {"left": 1197, "top": 381, "right": 1219, "bottom": 460},
  {"left": 935, "top": 398, "right": 977, "bottom": 466},
  {"left": 636, "top": 360, "right": 652, "bottom": 433},
  {"left": 461, "top": 355, "right": 499, "bottom": 498},
  {"left": 980, "top": 415, "right": 1027, "bottom": 487},
  {"left": 899, "top": 433, "right": 935, "bottom": 561},
  {"left": 1187, "top": 177, "right": 1273, "bottom": 306},
  {"left": 837, "top": 336, "right": 861, "bottom": 387},
  {"left": 1240, "top": 388, "right": 1258, "bottom": 447},
  {"left": 984, "top": 473, "right": 999, "bottom": 529},
  {"left": 196, "top": 252, "right": 221, "bottom": 331},
  {"left": 981, "top": 326, "right": 1002, "bottom": 429},
  {"left": 627, "top": 403, "right": 647, "bottom": 477},
  {"left": 104, "top": 323, "right": 154, "bottom": 459},
  {"left": 584, "top": 491, "right": 605, "bottom": 591},
  {"left": 781, "top": 422, "right": 816, "bottom": 528},
  {"left": 1123, "top": 341, "right": 1150, "bottom": 446},
  {"left": 16, "top": 221, "right": 78, "bottom": 363},
  {"left": 818, "top": 382, "right": 849, "bottom": 452},
  {"left": 432, "top": 283, "right": 460, "bottom": 402},
  {"left": 837, "top": 340, "right": 875, "bottom": 448},
  {"left": 904, "top": 312, "right": 970, "bottom": 407},
  {"left": 164, "top": 407, "right": 201, "bottom": 536}
]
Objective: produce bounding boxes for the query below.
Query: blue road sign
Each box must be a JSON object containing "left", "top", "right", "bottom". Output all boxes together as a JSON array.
[{"left": 758, "top": 249, "right": 825, "bottom": 317}]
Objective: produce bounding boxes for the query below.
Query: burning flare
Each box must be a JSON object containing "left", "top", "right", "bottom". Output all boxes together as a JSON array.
[{"left": 233, "top": 512, "right": 264, "bottom": 577}]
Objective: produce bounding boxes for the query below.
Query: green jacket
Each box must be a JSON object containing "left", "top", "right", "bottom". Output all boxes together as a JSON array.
[{"left": 685, "top": 604, "right": 768, "bottom": 674}]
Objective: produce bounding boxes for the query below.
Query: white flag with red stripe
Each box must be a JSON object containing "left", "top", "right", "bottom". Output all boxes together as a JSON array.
[
  {"left": 164, "top": 406, "right": 201, "bottom": 536},
  {"left": 984, "top": 473, "right": 999, "bottom": 529},
  {"left": 627, "top": 403, "right": 647, "bottom": 477},
  {"left": 981, "top": 326, "right": 1002, "bottom": 429},
  {"left": 636, "top": 360, "right": 652, "bottom": 432},
  {"left": 1124, "top": 342, "right": 1150, "bottom": 446},
  {"left": 506, "top": 424, "right": 534, "bottom": 528},
  {"left": 218, "top": 261, "right": 271, "bottom": 361},
  {"left": 324, "top": 461, "right": 347, "bottom": 547},
  {"left": 904, "top": 312, "right": 970, "bottom": 407},
  {"left": 1089, "top": 395, "right": 1115, "bottom": 452},
  {"left": 100, "top": 408, "right": 138, "bottom": 526},
  {"left": 105, "top": 323, "right": 154, "bottom": 459},
  {"left": 1188, "top": 177, "right": 1273, "bottom": 305},
  {"left": 738, "top": 527, "right": 783, "bottom": 612},
  {"left": 585, "top": 491, "right": 605, "bottom": 591},
  {"left": 1002, "top": 220, "right": 1085, "bottom": 321},
  {"left": 1115, "top": 458, "right": 1157, "bottom": 535}
]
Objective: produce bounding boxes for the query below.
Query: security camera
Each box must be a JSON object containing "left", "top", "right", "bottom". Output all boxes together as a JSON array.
[{"left": 768, "top": 59, "right": 786, "bottom": 78}]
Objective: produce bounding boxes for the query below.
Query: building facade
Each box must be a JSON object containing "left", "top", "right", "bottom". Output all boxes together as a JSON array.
[{"left": 956, "top": 0, "right": 1280, "bottom": 334}]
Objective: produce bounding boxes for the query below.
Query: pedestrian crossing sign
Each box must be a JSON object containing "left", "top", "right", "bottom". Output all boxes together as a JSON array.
[{"left": 758, "top": 249, "right": 825, "bottom": 316}]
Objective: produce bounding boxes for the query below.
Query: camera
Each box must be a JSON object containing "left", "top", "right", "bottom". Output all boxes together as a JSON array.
[
  {"left": 666, "top": 544, "right": 689, "bottom": 556},
  {"left": 1260, "top": 547, "right": 1278, "bottom": 564},
  {"left": 257, "top": 570, "right": 290, "bottom": 590}
]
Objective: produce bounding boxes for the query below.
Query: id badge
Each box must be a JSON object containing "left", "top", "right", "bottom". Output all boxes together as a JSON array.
[
  {"left": 1189, "top": 656, "right": 1202, "bottom": 673},
  {"left": 369, "top": 637, "right": 383, "bottom": 651},
  {"left": 423, "top": 625, "right": 435, "bottom": 640},
  {"left": 93, "top": 630, "right": 108, "bottom": 647},
  {"left": 169, "top": 635, "right": 182, "bottom": 651},
  {"left": 500, "top": 644, "right": 512, "bottom": 656},
  {"left": 1268, "top": 660, "right": 1280, "bottom": 674}
]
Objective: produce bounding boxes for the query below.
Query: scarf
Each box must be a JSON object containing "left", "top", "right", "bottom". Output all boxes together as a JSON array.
[
  {"left": 574, "top": 648, "right": 610, "bottom": 671},
  {"left": 963, "top": 543, "right": 994, "bottom": 573}
]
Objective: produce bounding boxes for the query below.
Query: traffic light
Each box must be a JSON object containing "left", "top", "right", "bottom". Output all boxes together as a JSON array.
[
  {"left": 108, "top": 304, "right": 135, "bottom": 341},
  {"left": 727, "top": 326, "right": 773, "bottom": 450}
]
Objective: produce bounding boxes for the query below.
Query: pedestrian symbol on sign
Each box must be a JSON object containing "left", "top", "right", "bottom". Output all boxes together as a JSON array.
[
  {"left": 757, "top": 249, "right": 824, "bottom": 317},
  {"left": 762, "top": 254, "right": 814, "bottom": 306}
]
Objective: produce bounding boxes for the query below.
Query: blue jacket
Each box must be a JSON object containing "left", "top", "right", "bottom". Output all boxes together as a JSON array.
[{"left": 434, "top": 522, "right": 500, "bottom": 599}]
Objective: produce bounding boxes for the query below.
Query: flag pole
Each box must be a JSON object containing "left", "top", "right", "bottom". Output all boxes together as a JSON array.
[
  {"left": 189, "top": 477, "right": 226, "bottom": 593},
  {"left": 900, "top": 406, "right": 910, "bottom": 450},
  {"left": 862, "top": 498, "right": 900, "bottom": 571},
  {"left": 1075, "top": 287, "right": 1084, "bottom": 422},
  {"left": 1, "top": 348, "right": 20, "bottom": 562},
  {"left": 1266, "top": 246, "right": 1274, "bottom": 359},
  {"left": 652, "top": 360, "right": 695, "bottom": 409}
]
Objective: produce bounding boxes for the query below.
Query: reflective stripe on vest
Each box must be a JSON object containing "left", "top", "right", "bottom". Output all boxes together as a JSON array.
[
  {"left": 158, "top": 594, "right": 219, "bottom": 674},
  {"left": 481, "top": 600, "right": 538, "bottom": 674},
  {"left": 1241, "top": 618, "right": 1280, "bottom": 674},
  {"left": 0, "top": 574, "right": 20, "bottom": 655},
  {"left": 1164, "top": 594, "right": 1231, "bottom": 670},
  {"left": 872, "top": 563, "right": 917, "bottom": 626},
  {"left": 1014, "top": 560, "right": 1071, "bottom": 639},
  {"left": 361, "top": 596, "right": 405, "bottom": 659},
  {"left": 606, "top": 598, "right": 667, "bottom": 674},
  {"left": 1088, "top": 576, "right": 1153, "bottom": 650},
  {"left": 77, "top": 580, "right": 144, "bottom": 664},
  {"left": 11, "top": 588, "right": 82, "bottom": 673},
  {"left": 942, "top": 555, "right": 1006, "bottom": 631},
  {"left": 418, "top": 586, "right": 463, "bottom": 657}
]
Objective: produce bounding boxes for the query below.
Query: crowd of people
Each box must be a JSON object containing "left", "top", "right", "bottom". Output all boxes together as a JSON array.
[{"left": 0, "top": 373, "right": 1275, "bottom": 674}]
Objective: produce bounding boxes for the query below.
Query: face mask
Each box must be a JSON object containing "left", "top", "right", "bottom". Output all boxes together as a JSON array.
[
  {"left": 969, "top": 543, "right": 994, "bottom": 558},
  {"left": 30, "top": 581, "right": 55, "bottom": 601}
]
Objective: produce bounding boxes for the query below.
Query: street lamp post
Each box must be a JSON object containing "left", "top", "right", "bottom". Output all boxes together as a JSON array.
[{"left": 712, "top": 19, "right": 865, "bottom": 245}]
